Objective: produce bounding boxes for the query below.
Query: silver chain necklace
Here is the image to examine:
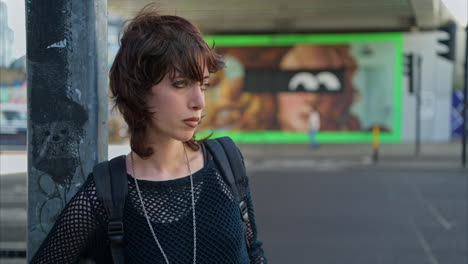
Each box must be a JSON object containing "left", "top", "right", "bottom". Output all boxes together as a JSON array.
[{"left": 130, "top": 142, "right": 197, "bottom": 264}]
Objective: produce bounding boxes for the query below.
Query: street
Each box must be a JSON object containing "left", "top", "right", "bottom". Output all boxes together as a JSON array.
[
  {"left": 249, "top": 164, "right": 466, "bottom": 263},
  {"left": 0, "top": 144, "right": 467, "bottom": 263}
]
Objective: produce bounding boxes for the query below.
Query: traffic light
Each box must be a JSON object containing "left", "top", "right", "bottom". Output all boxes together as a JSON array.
[
  {"left": 404, "top": 53, "right": 414, "bottom": 94},
  {"left": 437, "top": 23, "right": 456, "bottom": 61}
]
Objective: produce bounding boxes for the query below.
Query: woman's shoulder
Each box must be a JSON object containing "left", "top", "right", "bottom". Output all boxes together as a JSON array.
[
  {"left": 63, "top": 173, "right": 106, "bottom": 213},
  {"left": 48, "top": 173, "right": 107, "bottom": 227},
  {"left": 69, "top": 173, "right": 108, "bottom": 221},
  {"left": 203, "top": 136, "right": 242, "bottom": 151},
  {"left": 72, "top": 173, "right": 100, "bottom": 202}
]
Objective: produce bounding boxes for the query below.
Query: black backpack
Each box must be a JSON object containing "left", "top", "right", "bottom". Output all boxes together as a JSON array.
[{"left": 92, "top": 137, "right": 250, "bottom": 264}]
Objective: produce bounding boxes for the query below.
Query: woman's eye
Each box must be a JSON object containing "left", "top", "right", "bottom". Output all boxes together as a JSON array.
[
  {"left": 201, "top": 82, "right": 210, "bottom": 91},
  {"left": 173, "top": 80, "right": 188, "bottom": 88}
]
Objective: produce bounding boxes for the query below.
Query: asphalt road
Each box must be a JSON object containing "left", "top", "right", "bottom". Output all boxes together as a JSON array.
[
  {"left": 249, "top": 165, "right": 467, "bottom": 264},
  {"left": 1, "top": 162, "right": 466, "bottom": 263}
]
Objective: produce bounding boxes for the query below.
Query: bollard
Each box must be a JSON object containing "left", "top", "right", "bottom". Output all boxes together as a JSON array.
[{"left": 372, "top": 125, "right": 380, "bottom": 164}]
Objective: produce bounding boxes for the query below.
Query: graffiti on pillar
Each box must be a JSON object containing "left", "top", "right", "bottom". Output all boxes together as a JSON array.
[{"left": 31, "top": 98, "right": 88, "bottom": 233}]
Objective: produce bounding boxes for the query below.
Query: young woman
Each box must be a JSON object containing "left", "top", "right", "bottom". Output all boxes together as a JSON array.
[{"left": 31, "top": 5, "right": 267, "bottom": 264}]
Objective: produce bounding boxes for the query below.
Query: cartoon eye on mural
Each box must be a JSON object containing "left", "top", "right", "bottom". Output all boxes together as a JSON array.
[
  {"left": 288, "top": 71, "right": 342, "bottom": 92},
  {"left": 316, "top": 72, "right": 342, "bottom": 92},
  {"left": 289, "top": 72, "right": 319, "bottom": 91}
]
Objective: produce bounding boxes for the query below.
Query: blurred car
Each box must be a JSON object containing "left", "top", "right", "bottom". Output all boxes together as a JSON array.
[{"left": 0, "top": 103, "right": 27, "bottom": 135}]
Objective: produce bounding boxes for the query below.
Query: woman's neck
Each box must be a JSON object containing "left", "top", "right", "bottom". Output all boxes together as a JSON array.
[{"left": 127, "top": 138, "right": 193, "bottom": 181}]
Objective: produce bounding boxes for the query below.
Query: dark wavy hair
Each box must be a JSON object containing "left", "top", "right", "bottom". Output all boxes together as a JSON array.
[{"left": 110, "top": 5, "right": 224, "bottom": 158}]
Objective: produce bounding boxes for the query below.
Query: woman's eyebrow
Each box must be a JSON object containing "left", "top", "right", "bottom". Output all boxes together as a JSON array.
[{"left": 171, "top": 74, "right": 188, "bottom": 81}]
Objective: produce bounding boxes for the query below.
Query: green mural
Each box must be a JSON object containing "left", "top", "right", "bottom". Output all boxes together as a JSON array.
[{"left": 198, "top": 33, "right": 403, "bottom": 143}]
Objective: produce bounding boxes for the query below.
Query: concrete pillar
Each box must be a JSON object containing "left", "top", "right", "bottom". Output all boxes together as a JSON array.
[{"left": 26, "top": 0, "right": 108, "bottom": 259}]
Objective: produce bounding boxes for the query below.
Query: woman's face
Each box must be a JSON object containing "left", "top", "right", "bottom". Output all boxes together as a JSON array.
[{"left": 146, "top": 68, "right": 209, "bottom": 142}]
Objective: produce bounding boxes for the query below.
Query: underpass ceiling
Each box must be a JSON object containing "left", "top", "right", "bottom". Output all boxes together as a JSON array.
[{"left": 108, "top": 0, "right": 455, "bottom": 33}]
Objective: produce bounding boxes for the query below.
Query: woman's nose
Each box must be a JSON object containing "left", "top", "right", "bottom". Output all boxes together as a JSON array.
[{"left": 189, "top": 84, "right": 205, "bottom": 110}]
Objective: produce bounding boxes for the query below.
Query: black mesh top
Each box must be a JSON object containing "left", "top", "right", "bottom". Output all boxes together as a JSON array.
[{"left": 31, "top": 147, "right": 267, "bottom": 264}]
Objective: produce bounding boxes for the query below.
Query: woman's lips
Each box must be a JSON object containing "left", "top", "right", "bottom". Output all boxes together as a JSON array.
[
  {"left": 183, "top": 118, "right": 200, "bottom": 128},
  {"left": 184, "top": 120, "right": 198, "bottom": 128}
]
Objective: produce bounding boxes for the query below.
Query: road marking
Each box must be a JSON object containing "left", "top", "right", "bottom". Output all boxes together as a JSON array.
[
  {"left": 0, "top": 242, "right": 26, "bottom": 250},
  {"left": 410, "top": 217, "right": 439, "bottom": 264},
  {"left": 0, "top": 208, "right": 27, "bottom": 226},
  {"left": 246, "top": 159, "right": 354, "bottom": 172},
  {"left": 426, "top": 203, "right": 453, "bottom": 230},
  {"left": 0, "top": 155, "right": 27, "bottom": 175},
  {"left": 404, "top": 177, "right": 453, "bottom": 231}
]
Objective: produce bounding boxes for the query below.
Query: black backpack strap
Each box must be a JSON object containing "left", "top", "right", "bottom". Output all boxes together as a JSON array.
[
  {"left": 205, "top": 137, "right": 242, "bottom": 201},
  {"left": 204, "top": 137, "right": 250, "bottom": 248},
  {"left": 93, "top": 155, "right": 128, "bottom": 264},
  {"left": 216, "top": 137, "right": 247, "bottom": 190}
]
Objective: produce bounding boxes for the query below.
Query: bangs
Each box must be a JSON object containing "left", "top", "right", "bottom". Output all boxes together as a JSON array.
[{"left": 164, "top": 39, "right": 224, "bottom": 82}]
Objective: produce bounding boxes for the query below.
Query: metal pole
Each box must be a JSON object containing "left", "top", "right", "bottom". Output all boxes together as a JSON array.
[
  {"left": 415, "top": 55, "right": 422, "bottom": 156},
  {"left": 372, "top": 125, "right": 380, "bottom": 164},
  {"left": 26, "top": 0, "right": 108, "bottom": 260},
  {"left": 462, "top": 25, "right": 467, "bottom": 168}
]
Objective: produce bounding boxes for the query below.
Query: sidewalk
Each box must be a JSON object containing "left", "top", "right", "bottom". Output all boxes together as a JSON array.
[
  {"left": 0, "top": 142, "right": 465, "bottom": 175},
  {"left": 238, "top": 141, "right": 461, "bottom": 159},
  {"left": 237, "top": 141, "right": 465, "bottom": 171}
]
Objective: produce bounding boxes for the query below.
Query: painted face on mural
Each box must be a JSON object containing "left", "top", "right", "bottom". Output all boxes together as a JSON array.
[
  {"left": 278, "top": 45, "right": 361, "bottom": 132},
  {"left": 203, "top": 45, "right": 361, "bottom": 132}
]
